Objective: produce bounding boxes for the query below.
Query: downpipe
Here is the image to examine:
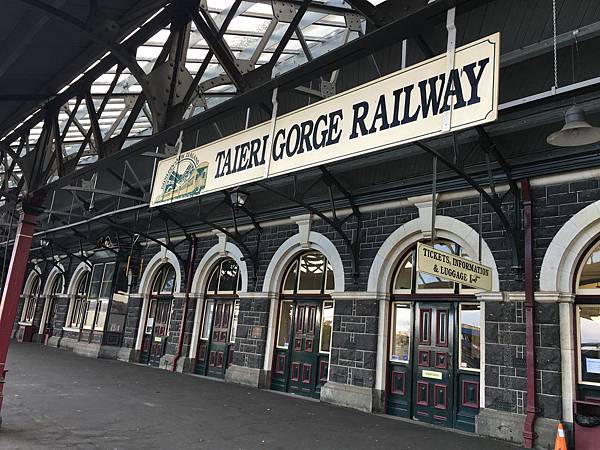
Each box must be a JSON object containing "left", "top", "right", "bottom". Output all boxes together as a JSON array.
[
  {"left": 522, "top": 179, "right": 537, "bottom": 448},
  {"left": 172, "top": 236, "right": 196, "bottom": 372}
]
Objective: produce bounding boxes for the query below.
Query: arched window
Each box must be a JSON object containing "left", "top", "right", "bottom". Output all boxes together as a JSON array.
[
  {"left": 577, "top": 241, "right": 600, "bottom": 292},
  {"left": 392, "top": 240, "right": 475, "bottom": 294},
  {"left": 49, "top": 274, "right": 64, "bottom": 296},
  {"left": 68, "top": 271, "right": 90, "bottom": 328},
  {"left": 575, "top": 240, "right": 600, "bottom": 386},
  {"left": 281, "top": 251, "right": 335, "bottom": 295},
  {"left": 21, "top": 273, "right": 41, "bottom": 323},
  {"left": 151, "top": 264, "right": 176, "bottom": 295}
]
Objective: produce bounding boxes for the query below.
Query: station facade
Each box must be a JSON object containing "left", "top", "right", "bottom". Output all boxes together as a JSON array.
[{"left": 11, "top": 171, "right": 600, "bottom": 448}]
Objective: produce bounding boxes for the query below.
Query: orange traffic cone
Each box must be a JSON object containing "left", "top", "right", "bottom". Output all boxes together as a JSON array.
[{"left": 554, "top": 422, "right": 567, "bottom": 450}]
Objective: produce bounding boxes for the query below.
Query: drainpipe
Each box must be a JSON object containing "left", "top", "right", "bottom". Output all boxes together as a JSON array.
[
  {"left": 172, "top": 236, "right": 196, "bottom": 372},
  {"left": 522, "top": 179, "right": 537, "bottom": 448}
]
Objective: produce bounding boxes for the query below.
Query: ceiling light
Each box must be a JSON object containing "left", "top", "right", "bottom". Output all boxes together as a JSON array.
[{"left": 547, "top": 106, "right": 600, "bottom": 147}]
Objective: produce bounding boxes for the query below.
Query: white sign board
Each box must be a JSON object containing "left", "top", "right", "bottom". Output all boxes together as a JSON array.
[{"left": 151, "top": 33, "right": 500, "bottom": 207}]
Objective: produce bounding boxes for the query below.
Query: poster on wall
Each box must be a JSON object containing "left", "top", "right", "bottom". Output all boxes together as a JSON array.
[
  {"left": 416, "top": 243, "right": 492, "bottom": 291},
  {"left": 151, "top": 33, "right": 501, "bottom": 207}
]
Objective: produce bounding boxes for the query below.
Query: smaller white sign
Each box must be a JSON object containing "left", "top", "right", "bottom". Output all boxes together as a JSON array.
[
  {"left": 422, "top": 369, "right": 443, "bottom": 380},
  {"left": 586, "top": 357, "right": 600, "bottom": 374}
]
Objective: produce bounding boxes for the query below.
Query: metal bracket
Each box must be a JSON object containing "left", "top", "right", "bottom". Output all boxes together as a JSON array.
[
  {"left": 345, "top": 13, "right": 363, "bottom": 32},
  {"left": 272, "top": 1, "right": 299, "bottom": 22}
]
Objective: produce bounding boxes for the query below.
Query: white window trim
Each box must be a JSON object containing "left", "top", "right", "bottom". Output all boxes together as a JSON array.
[
  {"left": 319, "top": 300, "right": 335, "bottom": 354},
  {"left": 458, "top": 302, "right": 482, "bottom": 373},
  {"left": 576, "top": 305, "right": 600, "bottom": 386},
  {"left": 276, "top": 300, "right": 294, "bottom": 349},
  {"left": 389, "top": 302, "right": 412, "bottom": 364}
]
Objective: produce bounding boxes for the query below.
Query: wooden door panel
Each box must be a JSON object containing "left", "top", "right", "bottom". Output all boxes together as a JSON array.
[
  {"left": 206, "top": 299, "right": 234, "bottom": 378},
  {"left": 288, "top": 301, "right": 321, "bottom": 398},
  {"left": 412, "top": 303, "right": 454, "bottom": 427}
]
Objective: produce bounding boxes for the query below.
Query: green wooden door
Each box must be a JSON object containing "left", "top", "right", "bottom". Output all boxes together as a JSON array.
[
  {"left": 288, "top": 301, "right": 321, "bottom": 398},
  {"left": 206, "top": 299, "right": 234, "bottom": 378},
  {"left": 412, "top": 302, "right": 455, "bottom": 427}
]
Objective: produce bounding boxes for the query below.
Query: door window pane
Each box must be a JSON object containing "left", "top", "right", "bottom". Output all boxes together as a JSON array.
[
  {"left": 579, "top": 245, "right": 600, "bottom": 290},
  {"left": 88, "top": 264, "right": 104, "bottom": 299},
  {"left": 217, "top": 259, "right": 239, "bottom": 293},
  {"left": 297, "top": 252, "right": 326, "bottom": 293},
  {"left": 277, "top": 301, "right": 293, "bottom": 348},
  {"left": 460, "top": 304, "right": 481, "bottom": 370},
  {"left": 201, "top": 300, "right": 215, "bottom": 340},
  {"left": 83, "top": 300, "right": 97, "bottom": 328},
  {"left": 320, "top": 301, "right": 334, "bottom": 353},
  {"left": 394, "top": 253, "right": 413, "bottom": 291},
  {"left": 100, "top": 263, "right": 115, "bottom": 298},
  {"left": 282, "top": 260, "right": 298, "bottom": 293},
  {"left": 391, "top": 303, "right": 411, "bottom": 362},
  {"left": 229, "top": 300, "right": 240, "bottom": 343},
  {"left": 94, "top": 300, "right": 108, "bottom": 331},
  {"left": 161, "top": 266, "right": 175, "bottom": 293},
  {"left": 578, "top": 305, "right": 600, "bottom": 383}
]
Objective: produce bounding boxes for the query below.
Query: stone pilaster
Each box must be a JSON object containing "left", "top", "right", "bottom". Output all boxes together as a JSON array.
[{"left": 320, "top": 292, "right": 380, "bottom": 413}]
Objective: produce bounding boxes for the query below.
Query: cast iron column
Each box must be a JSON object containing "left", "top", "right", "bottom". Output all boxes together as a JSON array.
[{"left": 0, "top": 204, "right": 39, "bottom": 427}]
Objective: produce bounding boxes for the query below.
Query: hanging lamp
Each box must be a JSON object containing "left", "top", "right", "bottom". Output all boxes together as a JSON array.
[{"left": 546, "top": 105, "right": 600, "bottom": 147}]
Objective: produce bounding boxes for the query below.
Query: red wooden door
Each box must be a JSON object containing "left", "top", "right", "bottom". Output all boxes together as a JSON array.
[{"left": 288, "top": 302, "right": 321, "bottom": 397}]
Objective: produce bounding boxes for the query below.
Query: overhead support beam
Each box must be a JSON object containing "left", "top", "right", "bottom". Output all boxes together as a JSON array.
[{"left": 33, "top": 0, "right": 493, "bottom": 197}]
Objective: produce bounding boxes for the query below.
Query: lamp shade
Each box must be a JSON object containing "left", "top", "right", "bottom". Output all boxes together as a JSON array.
[
  {"left": 547, "top": 106, "right": 600, "bottom": 147},
  {"left": 230, "top": 188, "right": 248, "bottom": 208}
]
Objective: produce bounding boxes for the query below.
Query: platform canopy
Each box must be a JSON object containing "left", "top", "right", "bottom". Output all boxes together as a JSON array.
[{"left": 0, "top": 0, "right": 599, "bottom": 264}]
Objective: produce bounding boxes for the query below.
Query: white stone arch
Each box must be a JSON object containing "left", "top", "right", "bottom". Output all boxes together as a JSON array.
[
  {"left": 367, "top": 215, "right": 498, "bottom": 403},
  {"left": 43, "top": 264, "right": 66, "bottom": 296},
  {"left": 134, "top": 248, "right": 182, "bottom": 352},
  {"left": 262, "top": 231, "right": 345, "bottom": 294},
  {"left": 262, "top": 231, "right": 345, "bottom": 373},
  {"left": 368, "top": 216, "right": 499, "bottom": 294},
  {"left": 22, "top": 265, "right": 42, "bottom": 297},
  {"left": 64, "top": 262, "right": 91, "bottom": 328},
  {"left": 540, "top": 201, "right": 600, "bottom": 293},
  {"left": 138, "top": 248, "right": 182, "bottom": 295},
  {"left": 39, "top": 263, "right": 66, "bottom": 331},
  {"left": 188, "top": 241, "right": 249, "bottom": 359},
  {"left": 538, "top": 200, "right": 600, "bottom": 423},
  {"left": 20, "top": 265, "right": 42, "bottom": 323}
]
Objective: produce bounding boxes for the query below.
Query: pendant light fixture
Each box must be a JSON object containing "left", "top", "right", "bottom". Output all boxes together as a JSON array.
[{"left": 547, "top": 105, "right": 600, "bottom": 147}]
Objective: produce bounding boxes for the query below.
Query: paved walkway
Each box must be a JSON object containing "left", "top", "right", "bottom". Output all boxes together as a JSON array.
[{"left": 0, "top": 343, "right": 518, "bottom": 450}]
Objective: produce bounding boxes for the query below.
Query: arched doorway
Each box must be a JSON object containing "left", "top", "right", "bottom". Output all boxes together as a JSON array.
[
  {"left": 18, "top": 271, "right": 41, "bottom": 342},
  {"left": 140, "top": 264, "right": 176, "bottom": 367},
  {"left": 270, "top": 251, "right": 334, "bottom": 398},
  {"left": 195, "top": 258, "right": 241, "bottom": 378},
  {"left": 385, "top": 240, "right": 481, "bottom": 432},
  {"left": 573, "top": 239, "right": 600, "bottom": 402},
  {"left": 40, "top": 272, "right": 65, "bottom": 343},
  {"left": 66, "top": 269, "right": 90, "bottom": 330}
]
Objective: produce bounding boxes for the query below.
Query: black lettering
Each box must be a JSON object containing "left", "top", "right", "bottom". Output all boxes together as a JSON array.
[
  {"left": 222, "top": 149, "right": 232, "bottom": 176},
  {"left": 272, "top": 128, "right": 286, "bottom": 161},
  {"left": 463, "top": 57, "right": 489, "bottom": 105},
  {"left": 299, "top": 120, "right": 314, "bottom": 153},
  {"left": 313, "top": 114, "right": 328, "bottom": 150},
  {"left": 350, "top": 102, "right": 369, "bottom": 139},
  {"left": 390, "top": 87, "right": 404, "bottom": 128},
  {"left": 237, "top": 142, "right": 250, "bottom": 172},
  {"left": 215, "top": 151, "right": 225, "bottom": 178},
  {"left": 326, "top": 110, "right": 343, "bottom": 146},
  {"left": 440, "top": 68, "right": 466, "bottom": 113},
  {"left": 418, "top": 74, "right": 446, "bottom": 118},
  {"left": 286, "top": 124, "right": 301, "bottom": 158},
  {"left": 369, "top": 94, "right": 390, "bottom": 134},
  {"left": 401, "top": 84, "right": 421, "bottom": 124}
]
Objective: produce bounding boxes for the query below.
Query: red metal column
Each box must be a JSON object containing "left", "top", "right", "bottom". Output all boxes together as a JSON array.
[
  {"left": 0, "top": 206, "right": 38, "bottom": 425},
  {"left": 522, "top": 179, "right": 537, "bottom": 448}
]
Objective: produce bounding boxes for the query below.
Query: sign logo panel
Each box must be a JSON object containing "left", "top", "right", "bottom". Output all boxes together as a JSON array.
[{"left": 151, "top": 33, "right": 500, "bottom": 207}]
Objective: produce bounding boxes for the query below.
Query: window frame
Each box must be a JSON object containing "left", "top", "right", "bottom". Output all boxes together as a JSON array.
[
  {"left": 276, "top": 300, "right": 294, "bottom": 349},
  {"left": 576, "top": 241, "right": 600, "bottom": 295},
  {"left": 319, "top": 300, "right": 335, "bottom": 354},
  {"left": 576, "top": 303, "right": 600, "bottom": 386},
  {"left": 21, "top": 274, "right": 41, "bottom": 324},
  {"left": 68, "top": 270, "right": 90, "bottom": 329},
  {"left": 458, "top": 302, "right": 482, "bottom": 373},
  {"left": 389, "top": 301, "right": 412, "bottom": 364}
]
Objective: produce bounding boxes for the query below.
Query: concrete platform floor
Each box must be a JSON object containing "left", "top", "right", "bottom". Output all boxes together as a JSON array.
[{"left": 0, "top": 343, "right": 519, "bottom": 450}]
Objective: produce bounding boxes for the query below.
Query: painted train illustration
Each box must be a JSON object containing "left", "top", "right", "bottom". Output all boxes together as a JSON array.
[{"left": 156, "top": 155, "right": 209, "bottom": 204}]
